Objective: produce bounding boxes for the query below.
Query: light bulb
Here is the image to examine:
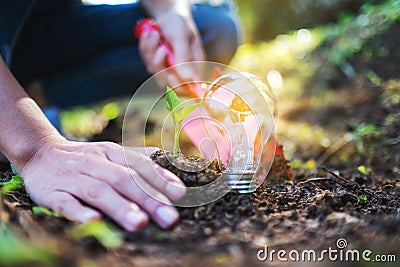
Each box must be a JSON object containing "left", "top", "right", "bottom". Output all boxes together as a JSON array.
[
  {"left": 123, "top": 61, "right": 278, "bottom": 206},
  {"left": 201, "top": 72, "right": 277, "bottom": 193}
]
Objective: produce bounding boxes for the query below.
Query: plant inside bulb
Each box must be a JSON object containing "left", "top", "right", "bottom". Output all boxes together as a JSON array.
[{"left": 201, "top": 72, "right": 276, "bottom": 193}]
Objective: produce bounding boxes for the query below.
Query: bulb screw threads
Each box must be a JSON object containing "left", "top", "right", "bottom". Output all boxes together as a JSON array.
[{"left": 224, "top": 172, "right": 257, "bottom": 194}]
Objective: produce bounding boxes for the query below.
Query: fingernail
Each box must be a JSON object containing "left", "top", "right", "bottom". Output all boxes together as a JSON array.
[
  {"left": 125, "top": 211, "right": 148, "bottom": 231},
  {"left": 166, "top": 182, "right": 186, "bottom": 200},
  {"left": 81, "top": 211, "right": 101, "bottom": 223},
  {"left": 156, "top": 206, "right": 179, "bottom": 229}
]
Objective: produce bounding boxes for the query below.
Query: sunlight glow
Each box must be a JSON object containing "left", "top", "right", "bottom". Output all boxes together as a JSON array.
[
  {"left": 297, "top": 29, "right": 312, "bottom": 43},
  {"left": 267, "top": 70, "right": 283, "bottom": 89},
  {"left": 272, "top": 36, "right": 290, "bottom": 56}
]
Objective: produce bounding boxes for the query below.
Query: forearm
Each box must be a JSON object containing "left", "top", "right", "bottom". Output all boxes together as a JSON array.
[
  {"left": 141, "top": 0, "right": 190, "bottom": 18},
  {"left": 0, "top": 56, "right": 63, "bottom": 171}
]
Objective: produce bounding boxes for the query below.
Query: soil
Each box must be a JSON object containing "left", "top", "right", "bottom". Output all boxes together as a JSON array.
[
  {"left": 150, "top": 150, "right": 225, "bottom": 187},
  {"left": 1, "top": 22, "right": 400, "bottom": 267},
  {"left": 1, "top": 151, "right": 399, "bottom": 266}
]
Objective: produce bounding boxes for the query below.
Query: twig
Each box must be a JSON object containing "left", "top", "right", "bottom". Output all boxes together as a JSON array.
[
  {"left": 298, "top": 177, "right": 339, "bottom": 185},
  {"left": 316, "top": 135, "right": 352, "bottom": 167},
  {"left": 321, "top": 166, "right": 374, "bottom": 197},
  {"left": 321, "top": 166, "right": 350, "bottom": 184}
]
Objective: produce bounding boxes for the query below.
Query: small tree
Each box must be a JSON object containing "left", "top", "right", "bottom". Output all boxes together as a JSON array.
[{"left": 165, "top": 86, "right": 200, "bottom": 154}]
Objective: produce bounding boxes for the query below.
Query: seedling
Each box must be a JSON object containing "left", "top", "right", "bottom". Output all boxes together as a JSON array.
[
  {"left": 0, "top": 175, "right": 23, "bottom": 194},
  {"left": 285, "top": 180, "right": 294, "bottom": 185},
  {"left": 357, "top": 194, "right": 368, "bottom": 203},
  {"left": 69, "top": 220, "right": 122, "bottom": 249},
  {"left": 357, "top": 165, "right": 371, "bottom": 175},
  {"left": 0, "top": 226, "right": 55, "bottom": 265},
  {"left": 165, "top": 86, "right": 200, "bottom": 154},
  {"left": 32, "top": 206, "right": 58, "bottom": 217}
]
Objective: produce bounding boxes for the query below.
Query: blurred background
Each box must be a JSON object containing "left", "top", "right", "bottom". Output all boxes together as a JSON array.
[
  {"left": 63, "top": 0, "right": 400, "bottom": 176},
  {"left": 1, "top": 1, "right": 399, "bottom": 265}
]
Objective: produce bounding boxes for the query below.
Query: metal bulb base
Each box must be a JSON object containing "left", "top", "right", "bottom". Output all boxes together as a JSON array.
[{"left": 224, "top": 172, "right": 257, "bottom": 194}]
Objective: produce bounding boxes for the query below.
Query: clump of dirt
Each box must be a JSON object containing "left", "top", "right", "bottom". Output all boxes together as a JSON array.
[
  {"left": 150, "top": 147, "right": 291, "bottom": 187},
  {"left": 150, "top": 150, "right": 225, "bottom": 187}
]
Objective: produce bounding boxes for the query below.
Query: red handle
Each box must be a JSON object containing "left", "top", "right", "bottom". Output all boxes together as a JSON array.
[{"left": 135, "top": 18, "right": 175, "bottom": 67}]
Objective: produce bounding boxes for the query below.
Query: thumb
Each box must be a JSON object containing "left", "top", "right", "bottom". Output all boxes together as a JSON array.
[{"left": 171, "top": 37, "right": 194, "bottom": 81}]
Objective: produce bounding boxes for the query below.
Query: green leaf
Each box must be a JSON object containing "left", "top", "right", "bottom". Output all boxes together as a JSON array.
[
  {"left": 178, "top": 103, "right": 201, "bottom": 122},
  {"left": 366, "top": 70, "right": 383, "bottom": 86},
  {"left": 290, "top": 159, "right": 303, "bottom": 169},
  {"left": 1, "top": 175, "right": 24, "bottom": 193},
  {"left": 32, "top": 206, "right": 57, "bottom": 217},
  {"left": 357, "top": 194, "right": 368, "bottom": 203},
  {"left": 165, "top": 86, "right": 180, "bottom": 112},
  {"left": 355, "top": 123, "right": 378, "bottom": 137},
  {"left": 171, "top": 111, "right": 182, "bottom": 122},
  {"left": 285, "top": 180, "right": 294, "bottom": 185},
  {"left": 102, "top": 102, "right": 120, "bottom": 121},
  {"left": 304, "top": 159, "right": 316, "bottom": 170},
  {"left": 357, "top": 165, "right": 371, "bottom": 175},
  {"left": 0, "top": 226, "right": 56, "bottom": 265},
  {"left": 358, "top": 165, "right": 367, "bottom": 175},
  {"left": 69, "top": 220, "right": 122, "bottom": 249}
]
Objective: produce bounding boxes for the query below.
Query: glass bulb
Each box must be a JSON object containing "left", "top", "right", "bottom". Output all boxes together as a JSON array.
[
  {"left": 201, "top": 72, "right": 277, "bottom": 193},
  {"left": 123, "top": 61, "right": 277, "bottom": 206}
]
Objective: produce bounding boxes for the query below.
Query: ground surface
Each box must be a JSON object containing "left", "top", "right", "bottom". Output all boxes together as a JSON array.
[{"left": 1, "top": 17, "right": 400, "bottom": 267}]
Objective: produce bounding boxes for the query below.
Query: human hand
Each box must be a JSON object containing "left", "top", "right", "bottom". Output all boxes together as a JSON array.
[
  {"left": 138, "top": 6, "right": 205, "bottom": 86},
  {"left": 18, "top": 137, "right": 186, "bottom": 231}
]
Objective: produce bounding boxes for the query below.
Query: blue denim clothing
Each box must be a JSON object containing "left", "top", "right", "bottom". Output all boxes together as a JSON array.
[
  {"left": 1, "top": 0, "right": 241, "bottom": 108},
  {"left": 0, "top": 0, "right": 33, "bottom": 65}
]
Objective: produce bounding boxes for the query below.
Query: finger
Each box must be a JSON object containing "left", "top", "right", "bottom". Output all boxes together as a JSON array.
[
  {"left": 148, "top": 46, "right": 168, "bottom": 74},
  {"left": 41, "top": 191, "right": 101, "bottom": 223},
  {"left": 124, "top": 146, "right": 160, "bottom": 157},
  {"left": 139, "top": 31, "right": 160, "bottom": 56},
  {"left": 170, "top": 36, "right": 196, "bottom": 81},
  {"left": 109, "top": 168, "right": 181, "bottom": 229},
  {"left": 81, "top": 160, "right": 180, "bottom": 229},
  {"left": 171, "top": 35, "right": 191, "bottom": 64},
  {"left": 139, "top": 31, "right": 160, "bottom": 71},
  {"left": 171, "top": 39, "right": 196, "bottom": 81},
  {"left": 104, "top": 146, "right": 186, "bottom": 200},
  {"left": 124, "top": 172, "right": 180, "bottom": 229},
  {"left": 86, "top": 154, "right": 186, "bottom": 202},
  {"left": 65, "top": 174, "right": 149, "bottom": 232}
]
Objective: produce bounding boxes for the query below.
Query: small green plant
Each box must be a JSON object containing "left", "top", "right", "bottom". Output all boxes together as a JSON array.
[
  {"left": 285, "top": 180, "right": 294, "bottom": 185},
  {"left": 32, "top": 206, "right": 58, "bottom": 217},
  {"left": 69, "top": 220, "right": 122, "bottom": 249},
  {"left": 303, "top": 159, "right": 316, "bottom": 170},
  {"left": 351, "top": 123, "right": 379, "bottom": 156},
  {"left": 165, "top": 86, "right": 200, "bottom": 154},
  {"left": 357, "top": 194, "right": 368, "bottom": 203},
  {"left": 0, "top": 226, "right": 55, "bottom": 265},
  {"left": 0, "top": 175, "right": 23, "bottom": 194},
  {"left": 357, "top": 165, "right": 372, "bottom": 175}
]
